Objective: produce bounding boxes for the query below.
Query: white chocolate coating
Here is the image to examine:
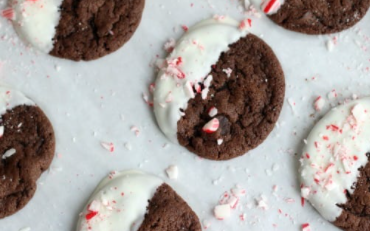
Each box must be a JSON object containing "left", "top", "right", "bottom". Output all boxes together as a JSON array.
[
  {"left": 300, "top": 98, "right": 370, "bottom": 221},
  {"left": 11, "top": 0, "right": 63, "bottom": 53},
  {"left": 0, "top": 86, "right": 35, "bottom": 116},
  {"left": 76, "top": 170, "right": 163, "bottom": 231},
  {"left": 153, "top": 17, "right": 248, "bottom": 143}
]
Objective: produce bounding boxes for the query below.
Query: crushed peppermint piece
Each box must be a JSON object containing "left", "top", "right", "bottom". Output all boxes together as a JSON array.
[
  {"left": 217, "top": 139, "right": 223, "bottom": 145},
  {"left": 302, "top": 223, "right": 311, "bottom": 231},
  {"left": 165, "top": 165, "right": 178, "bottom": 179},
  {"left": 301, "top": 187, "right": 310, "bottom": 198},
  {"left": 208, "top": 107, "right": 218, "bottom": 117},
  {"left": 88, "top": 200, "right": 101, "bottom": 212},
  {"left": 1, "top": 8, "right": 15, "bottom": 20},
  {"left": 124, "top": 142, "right": 132, "bottom": 151},
  {"left": 257, "top": 196, "right": 269, "bottom": 210},
  {"left": 184, "top": 81, "right": 195, "bottom": 98},
  {"left": 203, "top": 220, "right": 211, "bottom": 229},
  {"left": 2, "top": 148, "right": 16, "bottom": 159},
  {"left": 314, "top": 96, "right": 325, "bottom": 111},
  {"left": 101, "top": 142, "right": 114, "bottom": 152},
  {"left": 202, "top": 118, "right": 219, "bottom": 133},
  {"left": 231, "top": 187, "right": 246, "bottom": 197},
  {"left": 166, "top": 57, "right": 185, "bottom": 79},
  {"left": 214, "top": 204, "right": 231, "bottom": 220},
  {"left": 222, "top": 68, "right": 232, "bottom": 78},
  {"left": 213, "top": 15, "right": 226, "bottom": 21},
  {"left": 130, "top": 126, "right": 140, "bottom": 136},
  {"left": 142, "top": 93, "right": 153, "bottom": 107},
  {"left": 239, "top": 18, "right": 252, "bottom": 30},
  {"left": 262, "top": 0, "right": 281, "bottom": 14},
  {"left": 326, "top": 39, "right": 335, "bottom": 52}
]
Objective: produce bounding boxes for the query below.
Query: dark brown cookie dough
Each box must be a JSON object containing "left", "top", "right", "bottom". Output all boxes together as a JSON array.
[
  {"left": 50, "top": 0, "right": 145, "bottom": 61},
  {"left": 138, "top": 184, "right": 201, "bottom": 231},
  {"left": 333, "top": 153, "right": 370, "bottom": 231},
  {"left": 0, "top": 105, "right": 55, "bottom": 218},
  {"left": 268, "top": 0, "right": 370, "bottom": 35},
  {"left": 177, "top": 34, "right": 285, "bottom": 161}
]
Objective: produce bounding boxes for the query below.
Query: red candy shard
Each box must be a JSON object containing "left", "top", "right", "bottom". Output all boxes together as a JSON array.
[{"left": 85, "top": 211, "right": 98, "bottom": 221}]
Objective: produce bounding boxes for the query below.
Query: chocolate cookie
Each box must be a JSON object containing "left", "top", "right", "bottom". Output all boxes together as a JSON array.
[
  {"left": 11, "top": 0, "right": 145, "bottom": 61},
  {"left": 0, "top": 88, "right": 55, "bottom": 218},
  {"left": 76, "top": 171, "right": 201, "bottom": 231},
  {"left": 264, "top": 0, "right": 370, "bottom": 34},
  {"left": 154, "top": 17, "right": 285, "bottom": 161},
  {"left": 300, "top": 98, "right": 370, "bottom": 230},
  {"left": 138, "top": 184, "right": 201, "bottom": 231}
]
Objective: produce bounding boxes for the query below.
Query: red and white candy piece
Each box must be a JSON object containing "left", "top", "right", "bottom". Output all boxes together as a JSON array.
[
  {"left": 101, "top": 142, "right": 115, "bottom": 152},
  {"left": 85, "top": 200, "right": 101, "bottom": 221},
  {"left": 302, "top": 223, "right": 311, "bottom": 231},
  {"left": 202, "top": 118, "right": 219, "bottom": 133},
  {"left": 1, "top": 8, "right": 15, "bottom": 20},
  {"left": 261, "top": 0, "right": 281, "bottom": 14},
  {"left": 88, "top": 200, "right": 101, "bottom": 213},
  {"left": 214, "top": 204, "right": 231, "bottom": 220},
  {"left": 314, "top": 96, "right": 325, "bottom": 111},
  {"left": 239, "top": 18, "right": 252, "bottom": 30},
  {"left": 222, "top": 68, "right": 232, "bottom": 78}
]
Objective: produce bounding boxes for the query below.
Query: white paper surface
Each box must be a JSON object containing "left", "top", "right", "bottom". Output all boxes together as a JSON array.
[{"left": 0, "top": 0, "right": 369, "bottom": 230}]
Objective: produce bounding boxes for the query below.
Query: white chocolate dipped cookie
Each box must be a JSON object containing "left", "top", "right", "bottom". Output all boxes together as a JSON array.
[
  {"left": 153, "top": 16, "right": 285, "bottom": 160},
  {"left": 76, "top": 170, "right": 201, "bottom": 231},
  {"left": 300, "top": 98, "right": 370, "bottom": 231}
]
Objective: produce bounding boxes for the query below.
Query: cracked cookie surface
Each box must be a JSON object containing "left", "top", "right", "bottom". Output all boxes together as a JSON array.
[
  {"left": 50, "top": 0, "right": 145, "bottom": 61},
  {"left": 334, "top": 154, "right": 370, "bottom": 231},
  {"left": 138, "top": 184, "right": 201, "bottom": 231},
  {"left": 177, "top": 34, "right": 285, "bottom": 161},
  {"left": 269, "top": 0, "right": 370, "bottom": 34},
  {"left": 0, "top": 106, "right": 55, "bottom": 218}
]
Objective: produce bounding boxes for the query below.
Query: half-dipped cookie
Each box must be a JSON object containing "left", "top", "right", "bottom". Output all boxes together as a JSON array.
[
  {"left": 76, "top": 170, "right": 201, "bottom": 231},
  {"left": 8, "top": 0, "right": 145, "bottom": 61},
  {"left": 259, "top": 0, "right": 370, "bottom": 34},
  {"left": 153, "top": 17, "right": 285, "bottom": 160},
  {"left": 0, "top": 86, "right": 55, "bottom": 218},
  {"left": 300, "top": 98, "right": 370, "bottom": 231}
]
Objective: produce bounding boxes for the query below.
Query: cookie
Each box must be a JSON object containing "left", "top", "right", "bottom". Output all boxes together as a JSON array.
[
  {"left": 153, "top": 17, "right": 285, "bottom": 160},
  {"left": 10, "top": 0, "right": 145, "bottom": 61},
  {"left": 0, "top": 87, "right": 55, "bottom": 218},
  {"left": 300, "top": 98, "right": 370, "bottom": 230},
  {"left": 76, "top": 170, "right": 201, "bottom": 231},
  {"left": 260, "top": 0, "right": 370, "bottom": 34}
]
